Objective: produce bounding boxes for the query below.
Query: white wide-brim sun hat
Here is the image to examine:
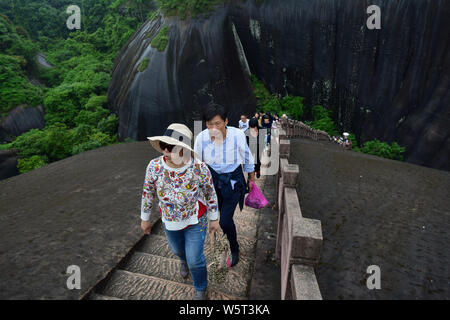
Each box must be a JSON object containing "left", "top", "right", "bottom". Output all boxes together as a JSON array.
[
  {"left": 147, "top": 123, "right": 199, "bottom": 158},
  {"left": 343, "top": 132, "right": 350, "bottom": 137}
]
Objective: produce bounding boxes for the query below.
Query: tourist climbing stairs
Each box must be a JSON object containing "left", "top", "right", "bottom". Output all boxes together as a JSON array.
[{"left": 85, "top": 179, "right": 264, "bottom": 300}]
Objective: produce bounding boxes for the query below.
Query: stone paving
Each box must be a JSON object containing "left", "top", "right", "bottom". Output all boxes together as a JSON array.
[
  {"left": 87, "top": 176, "right": 269, "bottom": 300},
  {"left": 290, "top": 138, "right": 450, "bottom": 299},
  {"left": 0, "top": 138, "right": 280, "bottom": 300},
  {"left": 0, "top": 142, "right": 161, "bottom": 299}
]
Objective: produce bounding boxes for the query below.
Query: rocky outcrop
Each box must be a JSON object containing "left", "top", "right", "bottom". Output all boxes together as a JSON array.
[
  {"left": 0, "top": 149, "right": 18, "bottom": 180},
  {"left": 107, "top": 8, "right": 256, "bottom": 141},
  {"left": 0, "top": 104, "right": 45, "bottom": 142},
  {"left": 107, "top": 0, "right": 449, "bottom": 170}
]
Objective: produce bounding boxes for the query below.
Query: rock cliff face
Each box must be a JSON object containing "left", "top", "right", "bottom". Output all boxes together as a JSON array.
[
  {"left": 107, "top": 0, "right": 449, "bottom": 170},
  {"left": 107, "top": 7, "right": 256, "bottom": 141},
  {"left": 0, "top": 105, "right": 45, "bottom": 142},
  {"left": 0, "top": 150, "right": 18, "bottom": 180}
]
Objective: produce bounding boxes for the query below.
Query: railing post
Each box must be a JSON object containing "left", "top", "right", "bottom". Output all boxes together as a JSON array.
[
  {"left": 276, "top": 161, "right": 299, "bottom": 260},
  {"left": 279, "top": 140, "right": 290, "bottom": 159}
]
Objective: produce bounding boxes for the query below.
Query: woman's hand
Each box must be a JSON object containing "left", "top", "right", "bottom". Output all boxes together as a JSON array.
[
  {"left": 209, "top": 220, "right": 220, "bottom": 233},
  {"left": 141, "top": 220, "right": 151, "bottom": 235}
]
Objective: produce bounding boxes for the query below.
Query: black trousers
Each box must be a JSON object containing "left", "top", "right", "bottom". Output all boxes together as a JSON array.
[{"left": 216, "top": 184, "right": 241, "bottom": 253}]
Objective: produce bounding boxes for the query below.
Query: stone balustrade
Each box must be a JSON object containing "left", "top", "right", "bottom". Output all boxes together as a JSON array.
[{"left": 274, "top": 119, "right": 324, "bottom": 300}]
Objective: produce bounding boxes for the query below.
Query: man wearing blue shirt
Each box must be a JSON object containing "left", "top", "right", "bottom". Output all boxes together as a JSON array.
[{"left": 194, "top": 103, "right": 256, "bottom": 267}]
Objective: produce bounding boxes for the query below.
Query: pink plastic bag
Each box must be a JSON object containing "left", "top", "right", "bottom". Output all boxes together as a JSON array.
[{"left": 245, "top": 181, "right": 269, "bottom": 209}]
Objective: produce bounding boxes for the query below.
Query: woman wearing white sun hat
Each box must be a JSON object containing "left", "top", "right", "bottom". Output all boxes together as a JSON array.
[{"left": 140, "top": 123, "right": 219, "bottom": 300}]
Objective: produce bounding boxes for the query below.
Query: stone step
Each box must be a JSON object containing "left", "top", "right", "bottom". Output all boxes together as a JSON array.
[
  {"left": 138, "top": 234, "right": 256, "bottom": 276},
  {"left": 89, "top": 293, "right": 123, "bottom": 300},
  {"left": 122, "top": 252, "right": 250, "bottom": 297},
  {"left": 152, "top": 214, "right": 258, "bottom": 239},
  {"left": 100, "top": 270, "right": 242, "bottom": 300},
  {"left": 138, "top": 234, "right": 257, "bottom": 259}
]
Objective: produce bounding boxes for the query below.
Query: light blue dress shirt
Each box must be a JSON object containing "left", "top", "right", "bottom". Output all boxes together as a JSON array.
[{"left": 194, "top": 126, "right": 255, "bottom": 174}]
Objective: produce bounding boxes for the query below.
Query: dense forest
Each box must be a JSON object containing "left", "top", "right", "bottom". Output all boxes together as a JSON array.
[
  {"left": 0, "top": 0, "right": 404, "bottom": 175},
  {"left": 0, "top": 0, "right": 156, "bottom": 173}
]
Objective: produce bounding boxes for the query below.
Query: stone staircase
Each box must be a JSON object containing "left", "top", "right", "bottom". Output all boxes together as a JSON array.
[{"left": 85, "top": 179, "right": 264, "bottom": 300}]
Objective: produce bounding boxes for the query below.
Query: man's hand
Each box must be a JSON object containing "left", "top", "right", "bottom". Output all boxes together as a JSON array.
[
  {"left": 209, "top": 220, "right": 220, "bottom": 233},
  {"left": 141, "top": 220, "right": 151, "bottom": 235},
  {"left": 248, "top": 172, "right": 256, "bottom": 192}
]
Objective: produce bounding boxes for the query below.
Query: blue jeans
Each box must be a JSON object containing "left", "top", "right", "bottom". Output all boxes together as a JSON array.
[{"left": 164, "top": 215, "right": 208, "bottom": 292}]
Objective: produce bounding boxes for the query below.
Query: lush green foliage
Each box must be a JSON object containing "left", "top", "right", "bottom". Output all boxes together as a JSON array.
[
  {"left": 138, "top": 57, "right": 150, "bottom": 72},
  {"left": 309, "top": 105, "right": 338, "bottom": 136},
  {"left": 281, "top": 96, "right": 304, "bottom": 120},
  {"left": 250, "top": 74, "right": 406, "bottom": 161},
  {"left": 0, "top": 54, "right": 44, "bottom": 115},
  {"left": 0, "top": 15, "right": 43, "bottom": 114},
  {"left": 9, "top": 123, "right": 117, "bottom": 173},
  {"left": 309, "top": 106, "right": 406, "bottom": 160},
  {"left": 151, "top": 26, "right": 169, "bottom": 52},
  {"left": 17, "top": 155, "right": 48, "bottom": 173},
  {"left": 0, "top": 0, "right": 154, "bottom": 174},
  {"left": 155, "top": 0, "right": 224, "bottom": 19},
  {"left": 357, "top": 140, "right": 406, "bottom": 161},
  {"left": 251, "top": 75, "right": 304, "bottom": 120},
  {"left": 0, "top": 0, "right": 155, "bottom": 38}
]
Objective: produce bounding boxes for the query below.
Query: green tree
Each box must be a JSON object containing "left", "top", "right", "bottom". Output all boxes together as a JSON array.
[
  {"left": 0, "top": 54, "right": 43, "bottom": 114},
  {"left": 0, "top": 0, "right": 153, "bottom": 174},
  {"left": 360, "top": 140, "right": 406, "bottom": 161},
  {"left": 17, "top": 155, "right": 48, "bottom": 173},
  {"left": 280, "top": 96, "right": 304, "bottom": 120},
  {"left": 155, "top": 0, "right": 224, "bottom": 18},
  {"left": 309, "top": 105, "right": 338, "bottom": 136},
  {"left": 151, "top": 26, "right": 169, "bottom": 52}
]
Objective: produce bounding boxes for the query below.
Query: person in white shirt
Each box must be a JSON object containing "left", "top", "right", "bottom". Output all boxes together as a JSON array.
[
  {"left": 195, "top": 103, "right": 256, "bottom": 267},
  {"left": 239, "top": 115, "right": 249, "bottom": 133}
]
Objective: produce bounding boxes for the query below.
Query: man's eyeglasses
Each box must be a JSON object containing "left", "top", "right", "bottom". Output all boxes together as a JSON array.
[{"left": 159, "top": 141, "right": 175, "bottom": 152}]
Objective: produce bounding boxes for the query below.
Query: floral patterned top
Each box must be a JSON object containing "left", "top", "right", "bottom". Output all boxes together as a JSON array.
[{"left": 141, "top": 156, "right": 219, "bottom": 231}]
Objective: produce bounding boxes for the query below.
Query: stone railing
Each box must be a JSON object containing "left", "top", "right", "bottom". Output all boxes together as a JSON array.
[
  {"left": 274, "top": 119, "right": 323, "bottom": 300},
  {"left": 282, "top": 118, "right": 331, "bottom": 141}
]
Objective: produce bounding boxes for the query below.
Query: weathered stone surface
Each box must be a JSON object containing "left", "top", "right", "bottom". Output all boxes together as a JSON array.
[
  {"left": 291, "top": 138, "right": 450, "bottom": 299},
  {"left": 0, "top": 141, "right": 160, "bottom": 299},
  {"left": 291, "top": 217, "right": 322, "bottom": 266},
  {"left": 152, "top": 211, "right": 258, "bottom": 239},
  {"left": 0, "top": 104, "right": 45, "bottom": 139},
  {"left": 123, "top": 252, "right": 250, "bottom": 297},
  {"left": 249, "top": 173, "right": 282, "bottom": 300},
  {"left": 280, "top": 185, "right": 324, "bottom": 298},
  {"left": 123, "top": 252, "right": 192, "bottom": 285},
  {"left": 0, "top": 149, "right": 18, "bottom": 180},
  {"left": 108, "top": 0, "right": 450, "bottom": 170},
  {"left": 290, "top": 264, "right": 322, "bottom": 300},
  {"left": 102, "top": 270, "right": 195, "bottom": 300},
  {"left": 107, "top": 9, "right": 256, "bottom": 141},
  {"left": 89, "top": 293, "right": 122, "bottom": 300},
  {"left": 138, "top": 234, "right": 257, "bottom": 263},
  {"left": 282, "top": 164, "right": 299, "bottom": 188},
  {"left": 279, "top": 140, "right": 290, "bottom": 158},
  {"left": 101, "top": 269, "right": 241, "bottom": 300}
]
